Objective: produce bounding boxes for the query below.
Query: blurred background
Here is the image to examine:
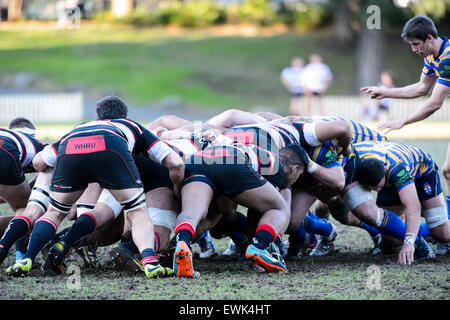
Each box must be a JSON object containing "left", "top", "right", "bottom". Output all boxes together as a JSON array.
[{"left": 1, "top": 0, "right": 450, "bottom": 141}]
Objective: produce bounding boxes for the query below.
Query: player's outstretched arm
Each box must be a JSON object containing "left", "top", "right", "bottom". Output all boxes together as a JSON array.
[
  {"left": 361, "top": 73, "right": 436, "bottom": 100},
  {"left": 377, "top": 82, "right": 450, "bottom": 134}
]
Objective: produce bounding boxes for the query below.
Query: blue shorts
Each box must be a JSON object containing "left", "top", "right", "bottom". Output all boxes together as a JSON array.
[{"left": 376, "top": 166, "right": 442, "bottom": 207}]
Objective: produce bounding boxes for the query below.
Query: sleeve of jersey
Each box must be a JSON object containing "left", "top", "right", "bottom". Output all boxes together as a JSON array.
[
  {"left": 145, "top": 132, "right": 174, "bottom": 164},
  {"left": 309, "top": 145, "right": 340, "bottom": 168},
  {"left": 40, "top": 143, "right": 59, "bottom": 167},
  {"left": 422, "top": 57, "right": 435, "bottom": 76},
  {"left": 388, "top": 164, "right": 413, "bottom": 192},
  {"left": 438, "top": 57, "right": 450, "bottom": 86}
]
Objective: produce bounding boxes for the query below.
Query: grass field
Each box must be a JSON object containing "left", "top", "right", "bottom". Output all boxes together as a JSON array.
[
  {"left": 0, "top": 138, "right": 448, "bottom": 302},
  {"left": 0, "top": 21, "right": 449, "bottom": 304},
  {"left": 0, "top": 21, "right": 425, "bottom": 111}
]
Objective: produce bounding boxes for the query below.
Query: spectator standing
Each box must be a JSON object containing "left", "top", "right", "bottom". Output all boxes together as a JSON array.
[
  {"left": 301, "top": 54, "right": 333, "bottom": 116},
  {"left": 280, "top": 57, "right": 304, "bottom": 116}
]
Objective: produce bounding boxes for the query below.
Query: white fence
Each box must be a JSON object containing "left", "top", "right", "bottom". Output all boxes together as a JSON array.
[
  {"left": 0, "top": 93, "right": 449, "bottom": 125},
  {"left": 0, "top": 92, "right": 84, "bottom": 124}
]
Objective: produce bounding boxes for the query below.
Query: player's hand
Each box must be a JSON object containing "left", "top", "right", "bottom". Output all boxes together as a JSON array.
[
  {"left": 360, "top": 86, "right": 385, "bottom": 99},
  {"left": 397, "top": 243, "right": 415, "bottom": 265},
  {"left": 377, "top": 119, "right": 406, "bottom": 135}
]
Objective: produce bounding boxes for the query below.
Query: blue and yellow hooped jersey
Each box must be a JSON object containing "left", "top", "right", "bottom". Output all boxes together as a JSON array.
[
  {"left": 310, "top": 116, "right": 388, "bottom": 143},
  {"left": 422, "top": 36, "right": 450, "bottom": 87},
  {"left": 353, "top": 141, "right": 435, "bottom": 191},
  {"left": 291, "top": 141, "right": 341, "bottom": 191}
]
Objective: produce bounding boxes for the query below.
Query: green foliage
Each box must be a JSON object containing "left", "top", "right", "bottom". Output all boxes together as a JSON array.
[
  {"left": 231, "top": 0, "right": 278, "bottom": 26},
  {"left": 291, "top": 3, "right": 331, "bottom": 31},
  {"left": 411, "top": 0, "right": 450, "bottom": 21},
  {"left": 170, "top": 0, "right": 227, "bottom": 27},
  {"left": 93, "top": 0, "right": 332, "bottom": 28}
]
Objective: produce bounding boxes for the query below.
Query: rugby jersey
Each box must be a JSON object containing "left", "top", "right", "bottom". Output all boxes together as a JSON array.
[
  {"left": 223, "top": 125, "right": 281, "bottom": 151},
  {"left": 310, "top": 116, "right": 388, "bottom": 143},
  {"left": 291, "top": 141, "right": 341, "bottom": 192},
  {"left": 163, "top": 133, "right": 211, "bottom": 160},
  {"left": 422, "top": 36, "right": 450, "bottom": 87},
  {"left": 353, "top": 141, "right": 435, "bottom": 191},
  {"left": 40, "top": 119, "right": 173, "bottom": 167},
  {"left": 0, "top": 128, "right": 46, "bottom": 172}
]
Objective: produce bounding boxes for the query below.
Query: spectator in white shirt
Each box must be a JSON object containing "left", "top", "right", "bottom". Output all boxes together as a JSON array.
[
  {"left": 280, "top": 56, "right": 304, "bottom": 116},
  {"left": 301, "top": 54, "right": 333, "bottom": 116}
]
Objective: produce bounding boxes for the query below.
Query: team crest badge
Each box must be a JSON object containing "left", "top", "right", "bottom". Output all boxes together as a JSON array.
[{"left": 423, "top": 183, "right": 432, "bottom": 195}]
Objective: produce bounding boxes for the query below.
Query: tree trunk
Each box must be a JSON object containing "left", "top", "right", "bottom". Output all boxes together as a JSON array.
[
  {"left": 334, "top": 0, "right": 354, "bottom": 45},
  {"left": 111, "top": 0, "right": 133, "bottom": 18},
  {"left": 8, "top": 0, "right": 22, "bottom": 21},
  {"left": 356, "top": 0, "right": 384, "bottom": 90}
]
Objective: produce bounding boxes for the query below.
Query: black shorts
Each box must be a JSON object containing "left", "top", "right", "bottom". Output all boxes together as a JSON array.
[
  {"left": 183, "top": 146, "right": 267, "bottom": 197},
  {"left": 376, "top": 167, "right": 442, "bottom": 207},
  {"left": 0, "top": 137, "right": 25, "bottom": 185},
  {"left": 134, "top": 155, "right": 173, "bottom": 193},
  {"left": 51, "top": 133, "right": 143, "bottom": 192}
]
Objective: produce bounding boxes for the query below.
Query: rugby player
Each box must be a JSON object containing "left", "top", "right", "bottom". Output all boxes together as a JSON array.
[
  {"left": 355, "top": 141, "right": 449, "bottom": 259},
  {"left": 0, "top": 118, "right": 53, "bottom": 266},
  {"left": 361, "top": 15, "right": 450, "bottom": 254},
  {"left": 5, "top": 96, "right": 184, "bottom": 278},
  {"left": 172, "top": 142, "right": 310, "bottom": 277}
]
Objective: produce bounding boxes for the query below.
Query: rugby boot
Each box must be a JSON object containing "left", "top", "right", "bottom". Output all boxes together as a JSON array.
[
  {"left": 197, "top": 231, "right": 216, "bottom": 259},
  {"left": 245, "top": 244, "right": 288, "bottom": 273},
  {"left": 144, "top": 263, "right": 174, "bottom": 278},
  {"left": 435, "top": 242, "right": 450, "bottom": 255},
  {"left": 222, "top": 239, "right": 237, "bottom": 257},
  {"left": 173, "top": 240, "right": 200, "bottom": 278},
  {"left": 309, "top": 223, "right": 337, "bottom": 257},
  {"left": 108, "top": 243, "right": 143, "bottom": 273},
  {"left": 6, "top": 258, "right": 32, "bottom": 277},
  {"left": 370, "top": 234, "right": 382, "bottom": 255},
  {"left": 76, "top": 243, "right": 101, "bottom": 269},
  {"left": 415, "top": 236, "right": 436, "bottom": 260},
  {"left": 46, "top": 240, "right": 69, "bottom": 274},
  {"left": 268, "top": 242, "right": 287, "bottom": 268}
]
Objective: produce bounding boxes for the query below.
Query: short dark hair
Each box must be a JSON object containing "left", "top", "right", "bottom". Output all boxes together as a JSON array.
[
  {"left": 8, "top": 117, "right": 35, "bottom": 130},
  {"left": 96, "top": 96, "right": 128, "bottom": 120},
  {"left": 357, "top": 158, "right": 385, "bottom": 187},
  {"left": 279, "top": 144, "right": 307, "bottom": 169},
  {"left": 401, "top": 15, "right": 438, "bottom": 42}
]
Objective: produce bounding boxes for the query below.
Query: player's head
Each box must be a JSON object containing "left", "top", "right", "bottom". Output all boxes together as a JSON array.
[
  {"left": 8, "top": 117, "right": 35, "bottom": 130},
  {"left": 279, "top": 144, "right": 308, "bottom": 184},
  {"left": 401, "top": 15, "right": 438, "bottom": 57},
  {"left": 357, "top": 158, "right": 385, "bottom": 190},
  {"left": 96, "top": 95, "right": 128, "bottom": 120}
]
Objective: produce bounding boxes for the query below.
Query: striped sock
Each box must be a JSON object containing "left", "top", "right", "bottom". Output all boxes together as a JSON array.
[
  {"left": 62, "top": 213, "right": 97, "bottom": 250},
  {"left": 357, "top": 222, "right": 380, "bottom": 238},
  {"left": 0, "top": 216, "right": 31, "bottom": 252},
  {"left": 140, "top": 248, "right": 159, "bottom": 266},
  {"left": 304, "top": 215, "right": 333, "bottom": 237},
  {"left": 23, "top": 219, "right": 57, "bottom": 262},
  {"left": 174, "top": 222, "right": 196, "bottom": 247},
  {"left": 252, "top": 224, "right": 276, "bottom": 250}
]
